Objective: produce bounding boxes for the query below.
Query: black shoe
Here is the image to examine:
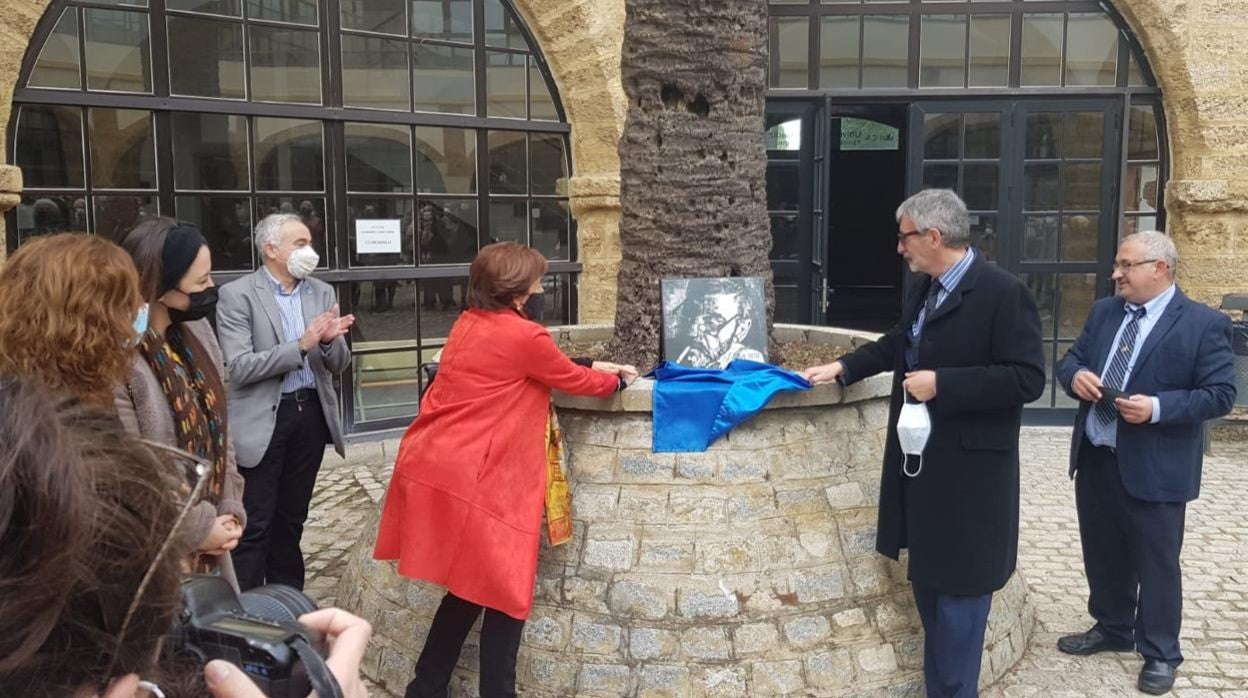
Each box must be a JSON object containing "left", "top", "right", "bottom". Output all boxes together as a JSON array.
[
  {"left": 1057, "top": 626, "right": 1134, "bottom": 655},
  {"left": 1137, "top": 659, "right": 1176, "bottom": 695}
]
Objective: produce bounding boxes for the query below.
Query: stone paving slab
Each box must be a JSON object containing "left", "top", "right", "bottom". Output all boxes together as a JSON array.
[{"left": 302, "top": 427, "right": 1248, "bottom": 696}]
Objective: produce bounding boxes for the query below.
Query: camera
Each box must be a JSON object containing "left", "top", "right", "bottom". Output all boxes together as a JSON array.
[{"left": 172, "top": 575, "right": 341, "bottom": 698}]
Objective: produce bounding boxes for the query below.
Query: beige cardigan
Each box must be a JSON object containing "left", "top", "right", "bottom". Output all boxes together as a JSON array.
[{"left": 114, "top": 318, "right": 246, "bottom": 589}]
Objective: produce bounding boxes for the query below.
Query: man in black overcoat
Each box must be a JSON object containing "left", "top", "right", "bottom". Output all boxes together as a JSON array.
[{"left": 803, "top": 189, "right": 1045, "bottom": 697}]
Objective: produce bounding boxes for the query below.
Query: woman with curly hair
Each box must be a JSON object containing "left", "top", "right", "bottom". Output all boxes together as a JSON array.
[
  {"left": 0, "top": 233, "right": 146, "bottom": 407},
  {"left": 116, "top": 218, "right": 247, "bottom": 588}
]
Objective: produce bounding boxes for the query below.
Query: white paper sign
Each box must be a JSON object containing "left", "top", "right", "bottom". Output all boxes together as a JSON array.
[{"left": 356, "top": 219, "right": 402, "bottom": 254}]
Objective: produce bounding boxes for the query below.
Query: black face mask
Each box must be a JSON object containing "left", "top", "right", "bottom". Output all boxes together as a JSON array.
[
  {"left": 522, "top": 292, "right": 545, "bottom": 321},
  {"left": 169, "top": 286, "right": 219, "bottom": 324}
]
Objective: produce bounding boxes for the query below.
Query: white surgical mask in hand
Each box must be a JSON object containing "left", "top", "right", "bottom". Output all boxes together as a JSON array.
[
  {"left": 287, "top": 246, "right": 319, "bottom": 279},
  {"left": 896, "top": 399, "right": 931, "bottom": 477}
]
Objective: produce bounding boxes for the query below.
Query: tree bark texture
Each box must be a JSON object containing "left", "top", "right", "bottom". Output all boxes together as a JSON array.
[{"left": 609, "top": 0, "right": 775, "bottom": 368}]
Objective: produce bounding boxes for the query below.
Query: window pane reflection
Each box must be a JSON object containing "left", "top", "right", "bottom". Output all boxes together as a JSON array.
[
  {"left": 1061, "top": 214, "right": 1098, "bottom": 262},
  {"left": 254, "top": 117, "right": 324, "bottom": 191},
  {"left": 1128, "top": 105, "right": 1159, "bottom": 160},
  {"left": 341, "top": 0, "right": 405, "bottom": 35},
  {"left": 489, "top": 199, "right": 527, "bottom": 244},
  {"left": 168, "top": 16, "right": 245, "bottom": 99},
  {"left": 94, "top": 194, "right": 158, "bottom": 242},
  {"left": 346, "top": 122, "right": 412, "bottom": 192},
  {"left": 16, "top": 105, "right": 85, "bottom": 188},
  {"left": 168, "top": 0, "right": 242, "bottom": 15},
  {"left": 1022, "top": 215, "right": 1058, "bottom": 261},
  {"left": 247, "top": 0, "right": 318, "bottom": 26},
  {"left": 968, "top": 14, "right": 1009, "bottom": 87},
  {"left": 769, "top": 17, "right": 809, "bottom": 89},
  {"left": 29, "top": 9, "right": 80, "bottom": 89},
  {"left": 89, "top": 108, "right": 156, "bottom": 189},
  {"left": 342, "top": 35, "right": 410, "bottom": 111},
  {"left": 862, "top": 15, "right": 909, "bottom": 88},
  {"left": 530, "top": 58, "right": 558, "bottom": 121},
  {"left": 485, "top": 0, "right": 526, "bottom": 48},
  {"left": 920, "top": 15, "right": 965, "bottom": 88},
  {"left": 531, "top": 199, "right": 570, "bottom": 260},
  {"left": 348, "top": 196, "right": 415, "bottom": 267},
  {"left": 84, "top": 9, "right": 151, "bottom": 93},
  {"left": 1021, "top": 13, "right": 1063, "bottom": 87},
  {"left": 411, "top": 0, "right": 472, "bottom": 43},
  {"left": 250, "top": 26, "right": 322, "bottom": 104},
  {"left": 415, "top": 126, "right": 476, "bottom": 193},
  {"left": 412, "top": 44, "right": 475, "bottom": 114},
  {"left": 1123, "top": 164, "right": 1159, "bottom": 213},
  {"left": 530, "top": 134, "right": 567, "bottom": 195},
  {"left": 819, "top": 16, "right": 859, "bottom": 89},
  {"left": 417, "top": 199, "right": 477, "bottom": 264},
  {"left": 348, "top": 281, "right": 417, "bottom": 340},
  {"left": 352, "top": 348, "right": 424, "bottom": 423},
  {"left": 488, "top": 131, "right": 527, "bottom": 194},
  {"left": 1065, "top": 12, "right": 1117, "bottom": 86},
  {"left": 175, "top": 196, "right": 253, "bottom": 271},
  {"left": 13, "top": 195, "right": 84, "bottom": 243},
  {"left": 173, "top": 112, "right": 249, "bottom": 191},
  {"left": 486, "top": 51, "right": 527, "bottom": 118}
]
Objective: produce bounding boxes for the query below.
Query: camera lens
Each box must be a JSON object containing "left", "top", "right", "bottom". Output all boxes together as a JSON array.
[{"left": 238, "top": 584, "right": 318, "bottom": 623}]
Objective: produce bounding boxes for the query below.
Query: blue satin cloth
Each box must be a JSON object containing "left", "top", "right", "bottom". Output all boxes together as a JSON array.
[{"left": 649, "top": 359, "right": 812, "bottom": 452}]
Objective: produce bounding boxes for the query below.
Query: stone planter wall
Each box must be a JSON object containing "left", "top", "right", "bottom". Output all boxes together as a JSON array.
[{"left": 337, "top": 325, "right": 1033, "bottom": 697}]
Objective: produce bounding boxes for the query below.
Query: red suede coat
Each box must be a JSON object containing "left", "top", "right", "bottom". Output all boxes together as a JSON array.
[{"left": 373, "top": 308, "right": 618, "bottom": 619}]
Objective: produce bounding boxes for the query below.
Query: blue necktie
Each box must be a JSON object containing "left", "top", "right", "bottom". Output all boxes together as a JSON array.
[
  {"left": 905, "top": 280, "right": 942, "bottom": 371},
  {"left": 1093, "top": 306, "right": 1148, "bottom": 426}
]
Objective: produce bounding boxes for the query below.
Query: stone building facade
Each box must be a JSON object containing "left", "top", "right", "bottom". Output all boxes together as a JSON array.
[{"left": 4, "top": 0, "right": 1248, "bottom": 312}]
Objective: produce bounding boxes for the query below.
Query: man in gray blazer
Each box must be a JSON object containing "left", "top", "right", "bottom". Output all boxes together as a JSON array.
[{"left": 217, "top": 213, "right": 354, "bottom": 590}]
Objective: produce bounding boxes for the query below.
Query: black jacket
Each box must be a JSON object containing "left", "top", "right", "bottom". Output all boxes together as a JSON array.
[{"left": 839, "top": 253, "right": 1045, "bottom": 595}]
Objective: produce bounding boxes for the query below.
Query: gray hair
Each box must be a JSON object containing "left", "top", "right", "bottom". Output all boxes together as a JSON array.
[
  {"left": 254, "top": 213, "right": 304, "bottom": 254},
  {"left": 895, "top": 189, "right": 970, "bottom": 248},
  {"left": 1123, "top": 230, "right": 1178, "bottom": 279}
]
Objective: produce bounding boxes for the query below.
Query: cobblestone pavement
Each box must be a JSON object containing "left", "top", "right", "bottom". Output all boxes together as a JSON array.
[{"left": 302, "top": 428, "right": 1248, "bottom": 696}]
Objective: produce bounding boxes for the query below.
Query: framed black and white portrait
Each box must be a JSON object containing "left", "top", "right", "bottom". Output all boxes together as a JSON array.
[{"left": 660, "top": 277, "right": 768, "bottom": 368}]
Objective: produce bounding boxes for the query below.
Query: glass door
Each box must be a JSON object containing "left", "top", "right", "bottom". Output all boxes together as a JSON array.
[{"left": 766, "top": 102, "right": 818, "bottom": 323}]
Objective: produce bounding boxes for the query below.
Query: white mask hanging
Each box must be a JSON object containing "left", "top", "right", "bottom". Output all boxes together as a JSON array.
[{"left": 896, "top": 398, "right": 931, "bottom": 478}]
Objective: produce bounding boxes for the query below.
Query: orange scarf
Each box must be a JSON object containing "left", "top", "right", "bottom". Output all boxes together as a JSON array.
[{"left": 544, "top": 407, "right": 573, "bottom": 545}]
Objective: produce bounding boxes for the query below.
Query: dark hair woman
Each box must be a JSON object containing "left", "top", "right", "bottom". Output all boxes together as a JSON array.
[
  {"left": 374, "top": 242, "right": 637, "bottom": 697},
  {"left": 116, "top": 218, "right": 246, "bottom": 588}
]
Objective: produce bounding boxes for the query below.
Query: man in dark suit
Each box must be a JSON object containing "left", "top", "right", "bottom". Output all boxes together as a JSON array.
[
  {"left": 1055, "top": 231, "right": 1235, "bottom": 695},
  {"left": 803, "top": 189, "right": 1045, "bottom": 697}
]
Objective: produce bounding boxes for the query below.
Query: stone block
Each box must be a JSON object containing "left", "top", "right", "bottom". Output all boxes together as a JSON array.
[
  {"left": 833, "top": 607, "right": 868, "bottom": 628},
  {"left": 567, "top": 443, "right": 618, "bottom": 483},
  {"left": 733, "top": 622, "right": 780, "bottom": 655},
  {"left": 806, "top": 649, "right": 856, "bottom": 690},
  {"left": 619, "top": 489, "right": 670, "bottom": 520},
  {"left": 571, "top": 615, "right": 624, "bottom": 655},
  {"left": 693, "top": 665, "right": 749, "bottom": 698},
  {"left": 563, "top": 577, "right": 611, "bottom": 614},
  {"left": 789, "top": 567, "right": 847, "bottom": 604},
  {"left": 825, "top": 482, "right": 868, "bottom": 508},
  {"left": 680, "top": 626, "right": 732, "bottom": 660},
  {"left": 617, "top": 450, "right": 676, "bottom": 482},
  {"left": 638, "top": 664, "right": 692, "bottom": 698},
  {"left": 696, "top": 539, "right": 758, "bottom": 574},
  {"left": 525, "top": 649, "right": 579, "bottom": 695},
  {"left": 727, "top": 492, "right": 779, "bottom": 521},
  {"left": 582, "top": 533, "right": 637, "bottom": 571},
  {"left": 750, "top": 660, "right": 806, "bottom": 696},
  {"left": 522, "top": 608, "right": 572, "bottom": 650},
  {"left": 851, "top": 556, "right": 894, "bottom": 597},
  {"left": 782, "top": 614, "right": 832, "bottom": 648},
  {"left": 607, "top": 578, "right": 673, "bottom": 620},
  {"left": 858, "top": 644, "right": 900, "bottom": 675},
  {"left": 675, "top": 452, "right": 717, "bottom": 480},
  {"left": 630, "top": 626, "right": 680, "bottom": 661},
  {"left": 573, "top": 484, "right": 620, "bottom": 520},
  {"left": 718, "top": 451, "right": 770, "bottom": 483},
  {"left": 668, "top": 494, "right": 728, "bottom": 524},
  {"left": 577, "top": 663, "right": 632, "bottom": 695},
  {"left": 776, "top": 486, "right": 829, "bottom": 516},
  {"left": 838, "top": 510, "right": 880, "bottom": 558},
  {"left": 678, "top": 585, "right": 742, "bottom": 619},
  {"left": 638, "top": 535, "right": 696, "bottom": 573}
]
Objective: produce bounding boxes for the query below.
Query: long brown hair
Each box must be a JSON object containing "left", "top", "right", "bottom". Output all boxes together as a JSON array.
[
  {"left": 0, "top": 233, "right": 143, "bottom": 407},
  {"left": 466, "top": 241, "right": 548, "bottom": 310},
  {"left": 0, "top": 376, "right": 184, "bottom": 696}
]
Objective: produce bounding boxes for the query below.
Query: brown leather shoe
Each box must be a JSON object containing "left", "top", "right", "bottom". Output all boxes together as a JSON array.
[{"left": 1056, "top": 626, "right": 1134, "bottom": 655}]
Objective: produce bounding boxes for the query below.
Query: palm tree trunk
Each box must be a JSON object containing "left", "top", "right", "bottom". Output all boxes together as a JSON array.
[{"left": 608, "top": 0, "right": 774, "bottom": 368}]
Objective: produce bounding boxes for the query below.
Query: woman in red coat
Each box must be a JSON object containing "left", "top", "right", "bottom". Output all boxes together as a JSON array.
[{"left": 375, "top": 242, "right": 636, "bottom": 698}]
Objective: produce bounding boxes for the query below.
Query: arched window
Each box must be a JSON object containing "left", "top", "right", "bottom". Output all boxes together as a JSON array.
[
  {"left": 764, "top": 0, "right": 1165, "bottom": 415},
  {"left": 10, "top": 0, "right": 575, "bottom": 431}
]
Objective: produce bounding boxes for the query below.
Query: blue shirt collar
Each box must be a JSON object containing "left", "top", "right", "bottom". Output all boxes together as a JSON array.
[
  {"left": 1126, "top": 282, "right": 1176, "bottom": 319},
  {"left": 262, "top": 266, "right": 301, "bottom": 296},
  {"left": 935, "top": 247, "right": 975, "bottom": 292}
]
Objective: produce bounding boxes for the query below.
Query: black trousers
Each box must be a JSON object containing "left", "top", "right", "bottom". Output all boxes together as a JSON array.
[
  {"left": 233, "top": 395, "right": 330, "bottom": 591},
  {"left": 405, "top": 593, "right": 525, "bottom": 698},
  {"left": 1075, "top": 437, "right": 1187, "bottom": 665},
  {"left": 912, "top": 585, "right": 993, "bottom": 698}
]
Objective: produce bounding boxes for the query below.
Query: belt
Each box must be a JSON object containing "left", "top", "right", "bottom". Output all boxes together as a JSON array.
[{"left": 281, "top": 388, "right": 318, "bottom": 403}]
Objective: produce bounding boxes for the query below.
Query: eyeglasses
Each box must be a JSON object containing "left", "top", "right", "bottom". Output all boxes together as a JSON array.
[
  {"left": 897, "top": 229, "right": 923, "bottom": 241},
  {"left": 101, "top": 440, "right": 211, "bottom": 690},
  {"left": 1113, "top": 258, "right": 1159, "bottom": 272}
]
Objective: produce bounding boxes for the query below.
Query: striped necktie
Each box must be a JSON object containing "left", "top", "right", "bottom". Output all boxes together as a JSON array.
[{"left": 1093, "top": 305, "right": 1148, "bottom": 426}]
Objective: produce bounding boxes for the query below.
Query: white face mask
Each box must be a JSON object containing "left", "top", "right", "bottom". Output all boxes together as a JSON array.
[
  {"left": 896, "top": 400, "right": 932, "bottom": 477},
  {"left": 286, "top": 246, "right": 319, "bottom": 279}
]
